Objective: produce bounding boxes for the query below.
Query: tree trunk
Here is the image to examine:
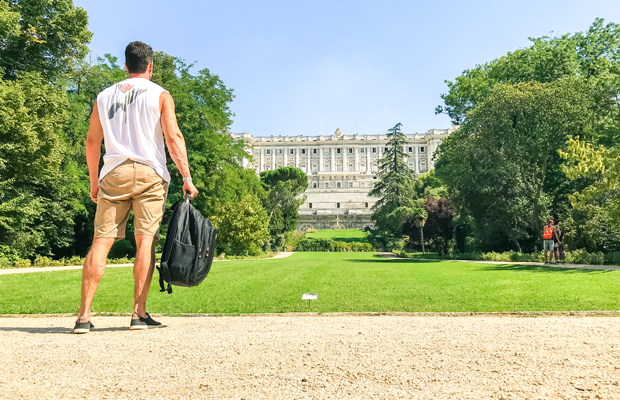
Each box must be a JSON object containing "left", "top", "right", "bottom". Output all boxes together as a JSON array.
[{"left": 420, "top": 226, "right": 425, "bottom": 253}]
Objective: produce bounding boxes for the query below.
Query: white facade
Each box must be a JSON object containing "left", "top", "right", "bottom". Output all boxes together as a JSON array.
[{"left": 231, "top": 127, "right": 454, "bottom": 229}]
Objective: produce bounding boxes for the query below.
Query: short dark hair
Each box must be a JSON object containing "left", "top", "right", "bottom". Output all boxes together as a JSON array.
[{"left": 125, "top": 41, "right": 153, "bottom": 73}]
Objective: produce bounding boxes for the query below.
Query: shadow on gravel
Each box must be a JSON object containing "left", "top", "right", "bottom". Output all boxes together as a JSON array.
[
  {"left": 481, "top": 264, "right": 611, "bottom": 274},
  {"left": 0, "top": 326, "right": 132, "bottom": 334}
]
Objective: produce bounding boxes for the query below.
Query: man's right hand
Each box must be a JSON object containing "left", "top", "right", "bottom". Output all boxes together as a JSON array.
[
  {"left": 183, "top": 181, "right": 199, "bottom": 200},
  {"left": 90, "top": 181, "right": 99, "bottom": 203}
]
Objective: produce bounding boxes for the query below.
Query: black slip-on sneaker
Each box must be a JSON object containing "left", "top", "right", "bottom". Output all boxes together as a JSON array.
[
  {"left": 74, "top": 320, "right": 94, "bottom": 334},
  {"left": 130, "top": 312, "right": 163, "bottom": 330}
]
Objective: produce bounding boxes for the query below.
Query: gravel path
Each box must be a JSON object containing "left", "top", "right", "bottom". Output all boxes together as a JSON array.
[{"left": 1, "top": 315, "right": 619, "bottom": 399}]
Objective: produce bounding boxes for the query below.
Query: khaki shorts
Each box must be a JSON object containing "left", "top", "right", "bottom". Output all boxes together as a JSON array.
[{"left": 94, "top": 160, "right": 168, "bottom": 240}]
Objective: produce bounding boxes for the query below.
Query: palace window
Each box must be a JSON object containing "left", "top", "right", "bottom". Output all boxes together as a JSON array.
[
  {"left": 313, "top": 149, "right": 318, "bottom": 154},
  {"left": 337, "top": 182, "right": 341, "bottom": 188},
  {"left": 324, "top": 182, "right": 329, "bottom": 188},
  {"left": 408, "top": 146, "right": 413, "bottom": 153},
  {"left": 420, "top": 146, "right": 425, "bottom": 153},
  {"left": 360, "top": 148, "right": 365, "bottom": 153},
  {"left": 336, "top": 202, "right": 341, "bottom": 208},
  {"left": 277, "top": 149, "right": 283, "bottom": 155},
  {"left": 312, "top": 165, "right": 318, "bottom": 173},
  {"left": 384, "top": 147, "right": 388, "bottom": 152},
  {"left": 348, "top": 148, "right": 353, "bottom": 154},
  {"left": 336, "top": 148, "right": 341, "bottom": 154},
  {"left": 265, "top": 166, "right": 271, "bottom": 171},
  {"left": 348, "top": 182, "right": 353, "bottom": 188},
  {"left": 361, "top": 182, "right": 365, "bottom": 188},
  {"left": 301, "top": 164, "right": 306, "bottom": 169},
  {"left": 289, "top": 149, "right": 294, "bottom": 155},
  {"left": 254, "top": 150, "right": 259, "bottom": 155},
  {"left": 324, "top": 149, "right": 330, "bottom": 154},
  {"left": 302, "top": 149, "right": 306, "bottom": 155},
  {"left": 372, "top": 148, "right": 377, "bottom": 153},
  {"left": 348, "top": 164, "right": 353, "bottom": 170},
  {"left": 309, "top": 203, "right": 312, "bottom": 209},
  {"left": 408, "top": 163, "right": 414, "bottom": 169},
  {"left": 365, "top": 202, "right": 369, "bottom": 208},
  {"left": 421, "top": 161, "right": 427, "bottom": 172},
  {"left": 312, "top": 182, "right": 317, "bottom": 188},
  {"left": 266, "top": 149, "right": 271, "bottom": 155},
  {"left": 337, "top": 164, "right": 342, "bottom": 172},
  {"left": 325, "top": 164, "right": 330, "bottom": 171}
]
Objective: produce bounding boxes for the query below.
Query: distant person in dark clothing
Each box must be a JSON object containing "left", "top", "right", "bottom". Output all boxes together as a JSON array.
[{"left": 554, "top": 226, "right": 565, "bottom": 263}]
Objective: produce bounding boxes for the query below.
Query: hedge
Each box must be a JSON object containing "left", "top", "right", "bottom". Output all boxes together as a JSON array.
[
  {"left": 0, "top": 255, "right": 135, "bottom": 269},
  {"left": 394, "top": 249, "right": 620, "bottom": 266},
  {"left": 294, "top": 238, "right": 374, "bottom": 252}
]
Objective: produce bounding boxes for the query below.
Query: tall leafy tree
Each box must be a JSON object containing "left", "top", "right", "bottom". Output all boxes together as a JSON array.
[
  {"left": 260, "top": 167, "right": 308, "bottom": 235},
  {"left": 369, "top": 123, "right": 422, "bottom": 236},
  {"left": 0, "top": 0, "right": 92, "bottom": 82},
  {"left": 436, "top": 78, "right": 593, "bottom": 252}
]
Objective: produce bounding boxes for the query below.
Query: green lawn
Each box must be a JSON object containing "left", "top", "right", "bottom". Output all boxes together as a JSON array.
[
  {"left": 305, "top": 229, "right": 369, "bottom": 243},
  {"left": 2, "top": 252, "right": 620, "bottom": 314}
]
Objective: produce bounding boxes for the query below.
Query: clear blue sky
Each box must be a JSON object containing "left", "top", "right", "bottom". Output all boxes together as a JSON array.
[{"left": 74, "top": 0, "right": 620, "bottom": 137}]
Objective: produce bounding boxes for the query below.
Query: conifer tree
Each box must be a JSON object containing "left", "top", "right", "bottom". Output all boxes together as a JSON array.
[{"left": 369, "top": 123, "right": 424, "bottom": 237}]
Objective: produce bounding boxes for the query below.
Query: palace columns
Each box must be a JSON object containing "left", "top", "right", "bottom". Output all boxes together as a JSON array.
[
  {"left": 319, "top": 147, "right": 324, "bottom": 172},
  {"left": 260, "top": 148, "right": 264, "bottom": 172},
  {"left": 415, "top": 146, "right": 419, "bottom": 174},
  {"left": 271, "top": 148, "right": 275, "bottom": 170},
  {"left": 284, "top": 149, "right": 288, "bottom": 167},
  {"left": 366, "top": 147, "right": 371, "bottom": 174},
  {"left": 354, "top": 146, "right": 359, "bottom": 172},
  {"left": 295, "top": 148, "right": 299, "bottom": 168},
  {"left": 331, "top": 147, "right": 335, "bottom": 172}
]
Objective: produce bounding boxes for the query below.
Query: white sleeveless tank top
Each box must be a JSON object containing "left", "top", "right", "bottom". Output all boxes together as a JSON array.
[{"left": 96, "top": 77, "right": 170, "bottom": 182}]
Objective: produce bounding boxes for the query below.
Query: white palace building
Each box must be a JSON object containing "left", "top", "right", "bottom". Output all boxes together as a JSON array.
[{"left": 231, "top": 127, "right": 454, "bottom": 230}]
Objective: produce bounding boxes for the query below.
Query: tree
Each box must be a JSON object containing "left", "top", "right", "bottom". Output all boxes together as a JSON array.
[
  {"left": 260, "top": 167, "right": 308, "bottom": 235},
  {"left": 0, "top": 0, "right": 92, "bottom": 82},
  {"left": 209, "top": 192, "right": 270, "bottom": 256},
  {"left": 436, "top": 78, "right": 593, "bottom": 252},
  {"left": 404, "top": 198, "right": 455, "bottom": 255},
  {"left": 369, "top": 123, "right": 423, "bottom": 237}
]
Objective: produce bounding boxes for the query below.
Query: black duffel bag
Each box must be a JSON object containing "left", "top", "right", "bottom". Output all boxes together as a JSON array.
[{"left": 157, "top": 195, "right": 217, "bottom": 294}]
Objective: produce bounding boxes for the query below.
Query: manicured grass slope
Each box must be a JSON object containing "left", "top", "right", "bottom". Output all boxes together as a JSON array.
[
  {"left": 0, "top": 253, "right": 619, "bottom": 314},
  {"left": 305, "top": 229, "right": 369, "bottom": 243}
]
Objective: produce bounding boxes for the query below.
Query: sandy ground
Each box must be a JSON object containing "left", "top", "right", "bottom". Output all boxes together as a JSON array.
[{"left": 1, "top": 315, "right": 619, "bottom": 399}]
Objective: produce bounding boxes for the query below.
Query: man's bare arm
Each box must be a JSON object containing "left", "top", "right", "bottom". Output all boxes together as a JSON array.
[
  {"left": 160, "top": 91, "right": 198, "bottom": 199},
  {"left": 86, "top": 102, "right": 104, "bottom": 203}
]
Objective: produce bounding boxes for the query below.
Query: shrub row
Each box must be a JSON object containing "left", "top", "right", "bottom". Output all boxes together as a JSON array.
[
  {"left": 395, "top": 249, "right": 620, "bottom": 266},
  {"left": 0, "top": 255, "right": 136, "bottom": 269},
  {"left": 294, "top": 238, "right": 374, "bottom": 252}
]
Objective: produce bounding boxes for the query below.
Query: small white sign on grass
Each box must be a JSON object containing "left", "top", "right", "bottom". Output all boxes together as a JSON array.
[{"left": 302, "top": 293, "right": 318, "bottom": 312}]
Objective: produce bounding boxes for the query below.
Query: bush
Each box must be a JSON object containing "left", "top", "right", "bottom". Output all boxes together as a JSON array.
[
  {"left": 0, "top": 256, "right": 12, "bottom": 268},
  {"left": 14, "top": 259, "right": 31, "bottom": 268},
  {"left": 305, "top": 228, "right": 317, "bottom": 233},
  {"left": 68, "top": 256, "right": 84, "bottom": 266},
  {"left": 294, "top": 238, "right": 374, "bottom": 252}
]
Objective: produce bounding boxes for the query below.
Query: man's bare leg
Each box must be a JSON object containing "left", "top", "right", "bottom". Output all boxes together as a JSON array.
[
  {"left": 78, "top": 238, "right": 115, "bottom": 322},
  {"left": 133, "top": 235, "right": 156, "bottom": 317}
]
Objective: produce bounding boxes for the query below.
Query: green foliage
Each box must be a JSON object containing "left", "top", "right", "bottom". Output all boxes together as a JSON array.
[
  {"left": 437, "top": 79, "right": 593, "bottom": 253},
  {"left": 209, "top": 192, "right": 269, "bottom": 257},
  {"left": 294, "top": 238, "right": 374, "bottom": 252},
  {"left": 0, "top": 0, "right": 92, "bottom": 82},
  {"left": 260, "top": 167, "right": 308, "bottom": 238},
  {"left": 305, "top": 229, "right": 369, "bottom": 243},
  {"left": 369, "top": 123, "right": 422, "bottom": 236}
]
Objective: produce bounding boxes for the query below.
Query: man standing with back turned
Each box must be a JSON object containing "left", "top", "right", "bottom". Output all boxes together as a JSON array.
[{"left": 74, "top": 42, "right": 198, "bottom": 334}]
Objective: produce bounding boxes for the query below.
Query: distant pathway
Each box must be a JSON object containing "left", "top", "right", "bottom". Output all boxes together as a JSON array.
[
  {"left": 379, "top": 252, "right": 620, "bottom": 271},
  {"left": 0, "top": 252, "right": 295, "bottom": 276}
]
